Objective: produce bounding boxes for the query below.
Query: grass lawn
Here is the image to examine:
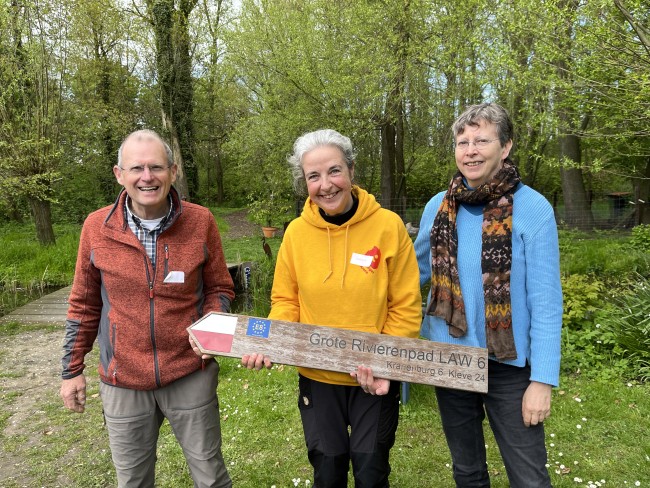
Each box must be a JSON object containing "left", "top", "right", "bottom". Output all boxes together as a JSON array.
[{"left": 0, "top": 324, "right": 648, "bottom": 487}]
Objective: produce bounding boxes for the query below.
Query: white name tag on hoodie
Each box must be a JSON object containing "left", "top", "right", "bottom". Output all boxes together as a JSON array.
[
  {"left": 164, "top": 271, "right": 185, "bottom": 283},
  {"left": 350, "top": 253, "right": 373, "bottom": 267}
]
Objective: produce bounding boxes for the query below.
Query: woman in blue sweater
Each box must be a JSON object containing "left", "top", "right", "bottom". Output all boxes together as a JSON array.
[{"left": 415, "top": 103, "right": 562, "bottom": 488}]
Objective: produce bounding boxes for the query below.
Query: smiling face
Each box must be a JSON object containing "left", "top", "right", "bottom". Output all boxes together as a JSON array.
[
  {"left": 113, "top": 134, "right": 177, "bottom": 219},
  {"left": 454, "top": 119, "right": 512, "bottom": 188},
  {"left": 302, "top": 144, "right": 354, "bottom": 216}
]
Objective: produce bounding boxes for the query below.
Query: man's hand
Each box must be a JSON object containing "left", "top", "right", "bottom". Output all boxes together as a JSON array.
[
  {"left": 241, "top": 353, "right": 273, "bottom": 370},
  {"left": 351, "top": 365, "right": 390, "bottom": 396},
  {"left": 61, "top": 375, "right": 87, "bottom": 413},
  {"left": 189, "top": 336, "right": 215, "bottom": 360},
  {"left": 522, "top": 381, "right": 552, "bottom": 427}
]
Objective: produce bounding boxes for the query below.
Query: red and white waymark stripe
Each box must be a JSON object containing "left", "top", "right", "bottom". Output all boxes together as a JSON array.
[{"left": 191, "top": 314, "right": 238, "bottom": 353}]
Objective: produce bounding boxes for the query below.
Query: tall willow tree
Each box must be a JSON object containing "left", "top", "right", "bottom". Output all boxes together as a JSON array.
[
  {"left": 0, "top": 0, "right": 70, "bottom": 244},
  {"left": 142, "top": 0, "right": 198, "bottom": 200}
]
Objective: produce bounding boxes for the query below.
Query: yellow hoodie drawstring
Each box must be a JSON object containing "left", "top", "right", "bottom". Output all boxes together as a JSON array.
[
  {"left": 322, "top": 226, "right": 333, "bottom": 283},
  {"left": 322, "top": 225, "right": 350, "bottom": 288},
  {"left": 340, "top": 226, "right": 349, "bottom": 288}
]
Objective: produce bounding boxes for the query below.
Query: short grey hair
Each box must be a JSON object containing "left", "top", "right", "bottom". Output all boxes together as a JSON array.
[
  {"left": 287, "top": 129, "right": 356, "bottom": 194},
  {"left": 117, "top": 129, "right": 174, "bottom": 167},
  {"left": 452, "top": 103, "right": 513, "bottom": 147}
]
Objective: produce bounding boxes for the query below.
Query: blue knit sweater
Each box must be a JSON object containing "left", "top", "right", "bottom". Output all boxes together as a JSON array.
[{"left": 415, "top": 183, "right": 563, "bottom": 386}]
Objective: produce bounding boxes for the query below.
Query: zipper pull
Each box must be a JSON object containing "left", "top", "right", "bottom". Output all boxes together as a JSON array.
[{"left": 149, "top": 282, "right": 154, "bottom": 299}]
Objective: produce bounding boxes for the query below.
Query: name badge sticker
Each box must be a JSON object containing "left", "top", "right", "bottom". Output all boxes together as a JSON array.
[
  {"left": 163, "top": 271, "right": 185, "bottom": 283},
  {"left": 350, "top": 253, "right": 373, "bottom": 267}
]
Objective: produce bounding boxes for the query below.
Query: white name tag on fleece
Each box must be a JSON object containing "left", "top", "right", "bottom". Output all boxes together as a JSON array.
[
  {"left": 350, "top": 253, "right": 373, "bottom": 267},
  {"left": 164, "top": 271, "right": 185, "bottom": 283}
]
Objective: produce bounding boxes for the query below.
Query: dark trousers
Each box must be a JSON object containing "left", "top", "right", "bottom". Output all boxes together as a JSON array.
[
  {"left": 435, "top": 361, "right": 552, "bottom": 488},
  {"left": 297, "top": 375, "right": 400, "bottom": 488}
]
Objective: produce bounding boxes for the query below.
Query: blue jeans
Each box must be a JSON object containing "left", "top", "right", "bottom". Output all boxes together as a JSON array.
[{"left": 435, "top": 361, "right": 552, "bottom": 488}]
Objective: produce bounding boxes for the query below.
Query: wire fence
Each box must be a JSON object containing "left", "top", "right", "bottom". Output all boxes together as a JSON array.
[{"left": 383, "top": 196, "right": 648, "bottom": 232}]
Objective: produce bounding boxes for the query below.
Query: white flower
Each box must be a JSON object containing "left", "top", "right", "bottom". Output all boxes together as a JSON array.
[
  {"left": 574, "top": 477, "right": 582, "bottom": 482},
  {"left": 575, "top": 397, "right": 582, "bottom": 402},
  {"left": 577, "top": 424, "right": 582, "bottom": 429}
]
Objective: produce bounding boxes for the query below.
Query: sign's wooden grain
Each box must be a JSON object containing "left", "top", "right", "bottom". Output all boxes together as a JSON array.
[{"left": 188, "top": 312, "right": 488, "bottom": 393}]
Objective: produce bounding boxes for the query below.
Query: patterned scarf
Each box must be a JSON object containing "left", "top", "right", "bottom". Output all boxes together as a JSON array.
[{"left": 427, "top": 160, "right": 520, "bottom": 360}]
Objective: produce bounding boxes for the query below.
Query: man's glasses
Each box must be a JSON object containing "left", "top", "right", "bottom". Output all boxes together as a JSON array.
[
  {"left": 455, "top": 138, "right": 499, "bottom": 150},
  {"left": 119, "top": 164, "right": 172, "bottom": 175}
]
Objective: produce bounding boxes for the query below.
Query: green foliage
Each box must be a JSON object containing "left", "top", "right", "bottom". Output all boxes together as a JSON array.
[
  {"left": 246, "top": 194, "right": 292, "bottom": 229},
  {"left": 558, "top": 232, "right": 650, "bottom": 380},
  {"left": 0, "top": 222, "right": 79, "bottom": 288},
  {"left": 629, "top": 224, "right": 650, "bottom": 252},
  {"left": 561, "top": 274, "right": 604, "bottom": 331},
  {"left": 558, "top": 229, "right": 650, "bottom": 277},
  {"left": 599, "top": 274, "right": 650, "bottom": 382}
]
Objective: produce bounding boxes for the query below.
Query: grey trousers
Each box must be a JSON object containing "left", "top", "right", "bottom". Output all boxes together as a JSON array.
[{"left": 99, "top": 360, "right": 231, "bottom": 488}]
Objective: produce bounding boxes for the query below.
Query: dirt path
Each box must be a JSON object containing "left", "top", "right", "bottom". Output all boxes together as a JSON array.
[
  {"left": 222, "top": 208, "right": 258, "bottom": 238},
  {"left": 0, "top": 328, "right": 64, "bottom": 486}
]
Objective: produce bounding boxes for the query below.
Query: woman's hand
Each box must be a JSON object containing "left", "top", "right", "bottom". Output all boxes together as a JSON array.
[{"left": 351, "top": 365, "right": 390, "bottom": 395}]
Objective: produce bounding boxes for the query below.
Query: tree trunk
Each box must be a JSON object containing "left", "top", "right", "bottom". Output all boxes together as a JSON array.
[
  {"left": 29, "top": 198, "right": 55, "bottom": 246},
  {"left": 554, "top": 0, "right": 594, "bottom": 231},
  {"left": 214, "top": 149, "right": 224, "bottom": 203},
  {"left": 380, "top": 121, "right": 396, "bottom": 210},
  {"left": 163, "top": 110, "right": 190, "bottom": 200},
  {"left": 559, "top": 132, "right": 594, "bottom": 230}
]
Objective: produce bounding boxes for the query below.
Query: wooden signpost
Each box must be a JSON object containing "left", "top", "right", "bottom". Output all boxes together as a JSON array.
[{"left": 188, "top": 312, "right": 488, "bottom": 393}]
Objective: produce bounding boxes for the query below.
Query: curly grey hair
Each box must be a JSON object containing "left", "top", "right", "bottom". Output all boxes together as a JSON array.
[{"left": 287, "top": 129, "right": 356, "bottom": 194}]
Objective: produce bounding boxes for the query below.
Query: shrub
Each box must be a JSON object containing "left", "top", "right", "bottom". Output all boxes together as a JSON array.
[
  {"left": 598, "top": 274, "right": 650, "bottom": 382},
  {"left": 559, "top": 274, "right": 629, "bottom": 379},
  {"left": 561, "top": 274, "right": 604, "bottom": 330},
  {"left": 559, "top": 229, "right": 650, "bottom": 278},
  {"left": 629, "top": 224, "right": 650, "bottom": 252}
]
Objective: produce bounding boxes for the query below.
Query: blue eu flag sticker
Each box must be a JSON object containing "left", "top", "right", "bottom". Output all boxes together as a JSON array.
[{"left": 247, "top": 318, "right": 271, "bottom": 339}]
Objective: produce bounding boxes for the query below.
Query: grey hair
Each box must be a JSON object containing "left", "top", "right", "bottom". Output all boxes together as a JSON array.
[
  {"left": 117, "top": 129, "right": 174, "bottom": 167},
  {"left": 287, "top": 129, "right": 356, "bottom": 194},
  {"left": 452, "top": 103, "right": 513, "bottom": 147}
]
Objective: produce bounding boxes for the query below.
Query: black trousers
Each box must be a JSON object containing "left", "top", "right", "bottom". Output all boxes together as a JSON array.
[{"left": 297, "top": 374, "right": 401, "bottom": 488}]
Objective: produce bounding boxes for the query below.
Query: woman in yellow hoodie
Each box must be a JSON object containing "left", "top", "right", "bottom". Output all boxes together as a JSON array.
[{"left": 242, "top": 129, "right": 421, "bottom": 487}]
